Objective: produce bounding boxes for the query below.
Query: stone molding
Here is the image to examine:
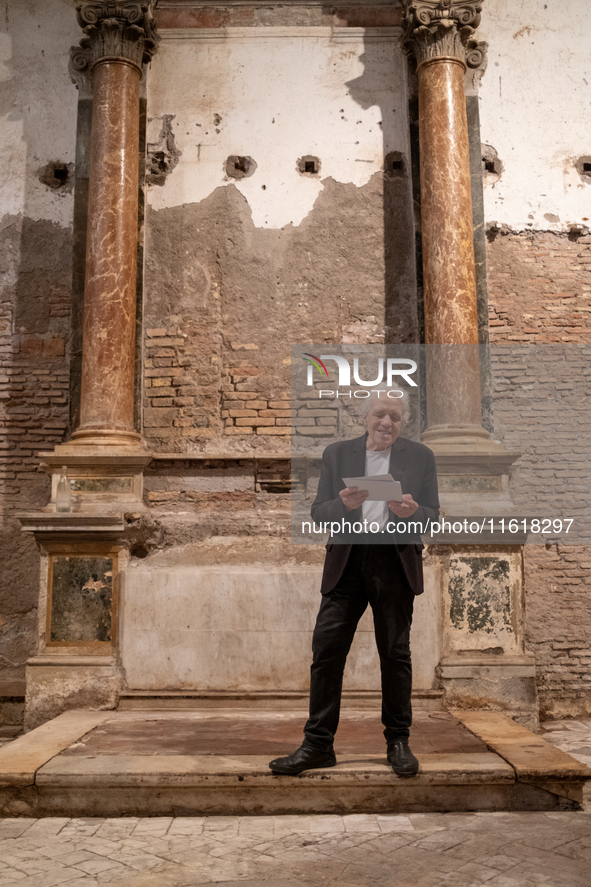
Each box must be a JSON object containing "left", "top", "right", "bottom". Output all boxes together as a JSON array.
[
  {"left": 403, "top": 0, "right": 483, "bottom": 69},
  {"left": 70, "top": 0, "right": 160, "bottom": 83}
]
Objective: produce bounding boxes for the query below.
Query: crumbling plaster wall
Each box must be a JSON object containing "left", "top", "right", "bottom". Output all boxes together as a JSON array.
[
  {"left": 143, "top": 29, "right": 418, "bottom": 453},
  {"left": 478, "top": 0, "right": 591, "bottom": 235},
  {"left": 0, "top": 0, "right": 79, "bottom": 720}
]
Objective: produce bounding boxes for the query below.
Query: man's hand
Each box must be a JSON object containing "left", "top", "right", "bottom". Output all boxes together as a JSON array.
[
  {"left": 340, "top": 486, "right": 369, "bottom": 512},
  {"left": 388, "top": 494, "right": 419, "bottom": 518}
]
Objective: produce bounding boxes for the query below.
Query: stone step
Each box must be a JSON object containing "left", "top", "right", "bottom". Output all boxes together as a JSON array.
[
  {"left": 118, "top": 689, "right": 444, "bottom": 711},
  {"left": 0, "top": 710, "right": 588, "bottom": 817}
]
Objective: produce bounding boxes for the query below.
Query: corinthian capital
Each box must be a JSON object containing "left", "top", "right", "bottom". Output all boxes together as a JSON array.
[
  {"left": 70, "top": 0, "right": 160, "bottom": 82},
  {"left": 403, "top": 1, "right": 484, "bottom": 69}
]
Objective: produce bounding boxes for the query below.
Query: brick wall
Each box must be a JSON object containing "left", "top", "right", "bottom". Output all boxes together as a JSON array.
[
  {"left": 487, "top": 231, "right": 591, "bottom": 343},
  {"left": 487, "top": 230, "right": 591, "bottom": 717},
  {"left": 0, "top": 216, "right": 72, "bottom": 723},
  {"left": 222, "top": 345, "right": 291, "bottom": 439},
  {"left": 524, "top": 545, "right": 591, "bottom": 719}
]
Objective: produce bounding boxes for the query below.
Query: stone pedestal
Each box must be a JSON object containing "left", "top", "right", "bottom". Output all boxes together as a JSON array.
[
  {"left": 430, "top": 545, "right": 538, "bottom": 730},
  {"left": 18, "top": 515, "right": 127, "bottom": 731},
  {"left": 119, "top": 561, "right": 439, "bottom": 696},
  {"left": 38, "top": 451, "right": 151, "bottom": 515}
]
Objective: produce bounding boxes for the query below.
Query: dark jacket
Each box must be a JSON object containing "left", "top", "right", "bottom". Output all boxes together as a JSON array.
[{"left": 311, "top": 432, "right": 439, "bottom": 596}]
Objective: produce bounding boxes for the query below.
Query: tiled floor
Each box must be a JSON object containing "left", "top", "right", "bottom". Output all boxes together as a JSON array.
[
  {"left": 0, "top": 809, "right": 590, "bottom": 887},
  {"left": 0, "top": 718, "right": 589, "bottom": 887}
]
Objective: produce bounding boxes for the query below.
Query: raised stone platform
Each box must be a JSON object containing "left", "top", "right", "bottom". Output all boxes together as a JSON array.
[{"left": 0, "top": 710, "right": 588, "bottom": 817}]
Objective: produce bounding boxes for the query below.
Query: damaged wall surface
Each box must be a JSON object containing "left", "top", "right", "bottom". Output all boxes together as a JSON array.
[
  {"left": 143, "top": 28, "right": 418, "bottom": 453},
  {"left": 478, "top": 0, "right": 591, "bottom": 234},
  {"left": 0, "top": 0, "right": 79, "bottom": 725}
]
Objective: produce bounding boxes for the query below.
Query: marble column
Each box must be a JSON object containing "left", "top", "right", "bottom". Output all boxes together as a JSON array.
[
  {"left": 404, "top": 0, "right": 493, "bottom": 450},
  {"left": 403, "top": 3, "right": 538, "bottom": 729},
  {"left": 68, "top": 1, "right": 159, "bottom": 448}
]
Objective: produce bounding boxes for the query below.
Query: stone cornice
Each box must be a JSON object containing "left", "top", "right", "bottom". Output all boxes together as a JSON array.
[
  {"left": 403, "top": 0, "right": 483, "bottom": 69},
  {"left": 70, "top": 0, "right": 160, "bottom": 84}
]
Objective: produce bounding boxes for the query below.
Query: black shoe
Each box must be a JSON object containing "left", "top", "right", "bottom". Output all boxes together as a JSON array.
[
  {"left": 387, "top": 740, "right": 419, "bottom": 777},
  {"left": 269, "top": 742, "right": 337, "bottom": 775}
]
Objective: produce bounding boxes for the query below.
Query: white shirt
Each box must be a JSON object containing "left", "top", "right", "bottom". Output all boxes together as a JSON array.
[{"left": 362, "top": 447, "right": 391, "bottom": 532}]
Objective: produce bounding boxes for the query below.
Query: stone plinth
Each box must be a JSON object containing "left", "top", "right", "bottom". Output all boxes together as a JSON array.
[
  {"left": 1, "top": 710, "right": 588, "bottom": 816},
  {"left": 37, "top": 451, "right": 152, "bottom": 515},
  {"left": 17, "top": 515, "right": 128, "bottom": 730}
]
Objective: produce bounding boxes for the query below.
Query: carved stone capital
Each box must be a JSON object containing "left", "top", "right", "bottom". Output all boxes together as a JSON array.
[
  {"left": 69, "top": 44, "right": 93, "bottom": 97},
  {"left": 403, "top": 1, "right": 483, "bottom": 69},
  {"left": 71, "top": 1, "right": 160, "bottom": 81},
  {"left": 464, "top": 39, "right": 488, "bottom": 93}
]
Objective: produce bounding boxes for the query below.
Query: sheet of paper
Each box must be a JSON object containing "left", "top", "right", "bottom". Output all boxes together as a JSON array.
[{"left": 342, "top": 473, "right": 403, "bottom": 502}]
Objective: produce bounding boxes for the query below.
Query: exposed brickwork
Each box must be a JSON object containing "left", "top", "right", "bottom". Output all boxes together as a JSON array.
[
  {"left": 487, "top": 231, "right": 591, "bottom": 343},
  {"left": 0, "top": 216, "right": 72, "bottom": 720},
  {"left": 488, "top": 231, "right": 591, "bottom": 717},
  {"left": 221, "top": 346, "right": 291, "bottom": 437},
  {"left": 143, "top": 322, "right": 222, "bottom": 447},
  {"left": 524, "top": 545, "right": 591, "bottom": 719}
]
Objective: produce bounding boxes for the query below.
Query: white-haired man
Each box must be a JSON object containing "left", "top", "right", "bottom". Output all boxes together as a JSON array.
[{"left": 269, "top": 393, "right": 439, "bottom": 777}]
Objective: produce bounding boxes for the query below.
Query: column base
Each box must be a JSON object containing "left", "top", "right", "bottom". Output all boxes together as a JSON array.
[
  {"left": 68, "top": 428, "right": 145, "bottom": 449},
  {"left": 422, "top": 424, "right": 509, "bottom": 457},
  {"left": 429, "top": 543, "right": 540, "bottom": 731}
]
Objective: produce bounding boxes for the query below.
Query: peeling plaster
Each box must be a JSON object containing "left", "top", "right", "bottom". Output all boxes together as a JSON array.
[
  {"left": 0, "top": 0, "right": 78, "bottom": 227},
  {"left": 146, "top": 30, "right": 408, "bottom": 229},
  {"left": 146, "top": 114, "right": 183, "bottom": 186},
  {"left": 478, "top": 0, "right": 591, "bottom": 232}
]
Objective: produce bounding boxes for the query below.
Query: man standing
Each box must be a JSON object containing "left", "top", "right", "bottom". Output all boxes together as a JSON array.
[{"left": 269, "top": 394, "right": 439, "bottom": 777}]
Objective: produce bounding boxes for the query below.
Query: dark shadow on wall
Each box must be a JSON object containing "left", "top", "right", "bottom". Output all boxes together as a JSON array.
[
  {"left": 0, "top": 2, "right": 80, "bottom": 723},
  {"left": 344, "top": 35, "right": 424, "bottom": 438},
  {"left": 345, "top": 40, "right": 420, "bottom": 347}
]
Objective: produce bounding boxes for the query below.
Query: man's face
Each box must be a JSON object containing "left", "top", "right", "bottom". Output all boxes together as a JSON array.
[{"left": 364, "top": 401, "right": 403, "bottom": 451}]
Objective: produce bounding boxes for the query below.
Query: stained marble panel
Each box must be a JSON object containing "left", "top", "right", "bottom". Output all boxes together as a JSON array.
[{"left": 50, "top": 556, "right": 113, "bottom": 643}]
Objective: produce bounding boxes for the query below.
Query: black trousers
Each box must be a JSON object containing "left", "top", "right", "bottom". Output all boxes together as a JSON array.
[{"left": 304, "top": 543, "right": 414, "bottom": 748}]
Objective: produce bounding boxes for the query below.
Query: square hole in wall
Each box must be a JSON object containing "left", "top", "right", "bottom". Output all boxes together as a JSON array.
[
  {"left": 226, "top": 155, "right": 257, "bottom": 179},
  {"left": 574, "top": 156, "right": 591, "bottom": 180},
  {"left": 297, "top": 155, "right": 321, "bottom": 176},
  {"left": 384, "top": 151, "right": 405, "bottom": 179}
]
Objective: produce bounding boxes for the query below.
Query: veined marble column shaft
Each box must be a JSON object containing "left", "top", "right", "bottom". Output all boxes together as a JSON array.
[
  {"left": 75, "top": 59, "right": 140, "bottom": 445},
  {"left": 419, "top": 55, "right": 482, "bottom": 435},
  {"left": 404, "top": 1, "right": 492, "bottom": 448},
  {"left": 418, "top": 57, "right": 478, "bottom": 346},
  {"left": 69, "top": 1, "right": 159, "bottom": 448}
]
